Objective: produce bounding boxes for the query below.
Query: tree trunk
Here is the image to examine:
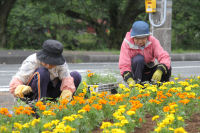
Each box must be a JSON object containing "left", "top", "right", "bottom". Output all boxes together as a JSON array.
[{"left": 0, "top": 0, "right": 17, "bottom": 48}]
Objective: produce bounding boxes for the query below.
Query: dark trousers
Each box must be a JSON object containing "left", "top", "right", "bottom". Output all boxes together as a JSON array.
[
  {"left": 131, "top": 54, "right": 171, "bottom": 83},
  {"left": 25, "top": 67, "right": 81, "bottom": 101}
]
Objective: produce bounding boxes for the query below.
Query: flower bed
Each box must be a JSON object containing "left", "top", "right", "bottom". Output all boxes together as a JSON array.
[{"left": 0, "top": 74, "right": 200, "bottom": 133}]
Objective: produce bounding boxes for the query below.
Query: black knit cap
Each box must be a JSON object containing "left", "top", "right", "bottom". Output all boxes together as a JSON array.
[{"left": 36, "top": 39, "right": 65, "bottom": 65}]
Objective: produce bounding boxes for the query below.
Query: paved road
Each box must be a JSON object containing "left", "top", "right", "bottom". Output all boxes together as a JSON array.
[
  {"left": 1, "top": 61, "right": 200, "bottom": 91},
  {"left": 0, "top": 61, "right": 200, "bottom": 109}
]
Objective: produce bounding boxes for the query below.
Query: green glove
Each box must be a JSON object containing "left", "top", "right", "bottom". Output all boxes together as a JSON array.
[
  {"left": 127, "top": 77, "right": 135, "bottom": 88},
  {"left": 151, "top": 69, "right": 163, "bottom": 82}
]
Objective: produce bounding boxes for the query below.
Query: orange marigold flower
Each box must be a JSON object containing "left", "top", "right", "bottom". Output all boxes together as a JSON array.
[
  {"left": 131, "top": 96, "right": 137, "bottom": 100},
  {"left": 39, "top": 105, "right": 46, "bottom": 110},
  {"left": 179, "top": 99, "right": 190, "bottom": 104},
  {"left": 98, "top": 99, "right": 107, "bottom": 104},
  {"left": 78, "top": 93, "right": 85, "bottom": 97},
  {"left": 87, "top": 73, "right": 95, "bottom": 77},
  {"left": 137, "top": 94, "right": 143, "bottom": 98},
  {"left": 166, "top": 93, "right": 172, "bottom": 97},
  {"left": 109, "top": 101, "right": 116, "bottom": 105},
  {"left": 0, "top": 108, "right": 9, "bottom": 115},
  {"left": 139, "top": 118, "right": 143, "bottom": 123},
  {"left": 7, "top": 114, "right": 12, "bottom": 117},
  {"left": 163, "top": 106, "right": 170, "bottom": 112},
  {"left": 143, "top": 93, "right": 150, "bottom": 97},
  {"left": 70, "top": 100, "right": 77, "bottom": 106},
  {"left": 92, "top": 104, "right": 102, "bottom": 110},
  {"left": 36, "top": 101, "right": 43, "bottom": 107},
  {"left": 22, "top": 110, "right": 32, "bottom": 115},
  {"left": 60, "top": 99, "right": 69, "bottom": 105},
  {"left": 83, "top": 105, "right": 91, "bottom": 112}
]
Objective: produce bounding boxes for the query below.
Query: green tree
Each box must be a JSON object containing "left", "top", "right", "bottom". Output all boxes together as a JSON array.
[
  {"left": 37, "top": 0, "right": 145, "bottom": 49},
  {"left": 0, "top": 0, "right": 17, "bottom": 48},
  {"left": 172, "top": 0, "right": 200, "bottom": 50}
]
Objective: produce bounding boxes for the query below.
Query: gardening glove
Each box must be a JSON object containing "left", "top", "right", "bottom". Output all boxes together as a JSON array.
[
  {"left": 14, "top": 85, "right": 32, "bottom": 98},
  {"left": 151, "top": 69, "right": 163, "bottom": 82},
  {"left": 127, "top": 77, "right": 136, "bottom": 88},
  {"left": 60, "top": 89, "right": 73, "bottom": 101},
  {"left": 123, "top": 71, "right": 135, "bottom": 88}
]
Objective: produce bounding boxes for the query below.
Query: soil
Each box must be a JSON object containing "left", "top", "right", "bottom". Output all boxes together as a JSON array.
[{"left": 93, "top": 113, "right": 200, "bottom": 133}]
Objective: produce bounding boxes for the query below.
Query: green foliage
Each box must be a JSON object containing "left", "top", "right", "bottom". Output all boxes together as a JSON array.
[
  {"left": 172, "top": 0, "right": 200, "bottom": 50},
  {"left": 85, "top": 71, "right": 117, "bottom": 85},
  {"left": 3, "top": 0, "right": 200, "bottom": 50},
  {"left": 5, "top": 0, "right": 145, "bottom": 50}
]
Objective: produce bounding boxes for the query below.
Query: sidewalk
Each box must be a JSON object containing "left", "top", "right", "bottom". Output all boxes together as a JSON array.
[{"left": 0, "top": 50, "right": 200, "bottom": 64}]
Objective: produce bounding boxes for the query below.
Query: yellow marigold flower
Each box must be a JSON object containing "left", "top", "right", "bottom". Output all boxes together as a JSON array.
[
  {"left": 118, "top": 84, "right": 125, "bottom": 88},
  {"left": 139, "top": 89, "right": 145, "bottom": 93},
  {"left": 43, "top": 123, "right": 52, "bottom": 129},
  {"left": 124, "top": 88, "right": 130, "bottom": 92},
  {"left": 121, "top": 119, "right": 129, "bottom": 125},
  {"left": 118, "top": 108, "right": 125, "bottom": 113},
  {"left": 152, "top": 115, "right": 159, "bottom": 121},
  {"left": 174, "top": 77, "right": 179, "bottom": 81},
  {"left": 31, "top": 118, "right": 40, "bottom": 126},
  {"left": 22, "top": 123, "right": 30, "bottom": 128},
  {"left": 113, "top": 122, "right": 123, "bottom": 127},
  {"left": 177, "top": 116, "right": 184, "bottom": 121},
  {"left": 53, "top": 128, "right": 64, "bottom": 133},
  {"left": 43, "top": 110, "right": 55, "bottom": 116},
  {"left": 185, "top": 86, "right": 191, "bottom": 91},
  {"left": 12, "top": 131, "right": 20, "bottom": 133},
  {"left": 51, "top": 120, "right": 60, "bottom": 125},
  {"left": 83, "top": 88, "right": 87, "bottom": 94},
  {"left": 119, "top": 105, "right": 126, "bottom": 109},
  {"left": 111, "top": 128, "right": 126, "bottom": 133},
  {"left": 100, "top": 122, "right": 112, "bottom": 129},
  {"left": 64, "top": 125, "right": 76, "bottom": 133},
  {"left": 14, "top": 123, "right": 23, "bottom": 130},
  {"left": 63, "top": 116, "right": 75, "bottom": 121},
  {"left": 116, "top": 115, "right": 126, "bottom": 121},
  {"left": 169, "top": 127, "right": 174, "bottom": 130},
  {"left": 0, "top": 126, "right": 7, "bottom": 132},
  {"left": 77, "top": 114, "right": 83, "bottom": 119},
  {"left": 126, "top": 110, "right": 135, "bottom": 115},
  {"left": 42, "top": 131, "right": 51, "bottom": 133},
  {"left": 154, "top": 127, "right": 161, "bottom": 132},
  {"left": 174, "top": 127, "right": 188, "bottom": 133},
  {"left": 78, "top": 109, "right": 86, "bottom": 114},
  {"left": 82, "top": 81, "right": 88, "bottom": 87}
]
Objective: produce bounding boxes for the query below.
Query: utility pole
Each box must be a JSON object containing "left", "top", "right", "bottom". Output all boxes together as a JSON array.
[{"left": 150, "top": 0, "right": 172, "bottom": 53}]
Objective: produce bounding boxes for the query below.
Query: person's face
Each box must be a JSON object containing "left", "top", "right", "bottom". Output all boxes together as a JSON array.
[
  {"left": 134, "top": 37, "right": 148, "bottom": 47},
  {"left": 41, "top": 62, "right": 56, "bottom": 69}
]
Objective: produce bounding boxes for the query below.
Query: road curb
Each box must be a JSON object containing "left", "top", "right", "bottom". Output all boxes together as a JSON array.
[{"left": 0, "top": 50, "right": 200, "bottom": 64}]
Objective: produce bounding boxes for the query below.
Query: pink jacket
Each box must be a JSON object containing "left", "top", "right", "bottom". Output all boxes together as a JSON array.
[
  {"left": 119, "top": 31, "right": 171, "bottom": 75},
  {"left": 9, "top": 53, "right": 75, "bottom": 95}
]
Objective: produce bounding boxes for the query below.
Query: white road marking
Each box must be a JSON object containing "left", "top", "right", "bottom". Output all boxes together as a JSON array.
[{"left": 173, "top": 66, "right": 200, "bottom": 69}]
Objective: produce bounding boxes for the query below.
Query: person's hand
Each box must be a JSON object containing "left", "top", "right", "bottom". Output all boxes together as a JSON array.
[
  {"left": 60, "top": 90, "right": 73, "bottom": 101},
  {"left": 14, "top": 85, "right": 32, "bottom": 98},
  {"left": 151, "top": 69, "right": 163, "bottom": 83},
  {"left": 127, "top": 77, "right": 135, "bottom": 88}
]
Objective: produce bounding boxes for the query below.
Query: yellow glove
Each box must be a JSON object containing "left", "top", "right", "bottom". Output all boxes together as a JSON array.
[
  {"left": 151, "top": 69, "right": 163, "bottom": 82},
  {"left": 127, "top": 77, "right": 135, "bottom": 88},
  {"left": 60, "top": 90, "right": 73, "bottom": 101},
  {"left": 14, "top": 85, "right": 32, "bottom": 98}
]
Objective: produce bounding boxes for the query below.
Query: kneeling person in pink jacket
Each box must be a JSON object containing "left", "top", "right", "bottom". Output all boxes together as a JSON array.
[
  {"left": 119, "top": 21, "right": 171, "bottom": 87},
  {"left": 10, "top": 39, "right": 81, "bottom": 102}
]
